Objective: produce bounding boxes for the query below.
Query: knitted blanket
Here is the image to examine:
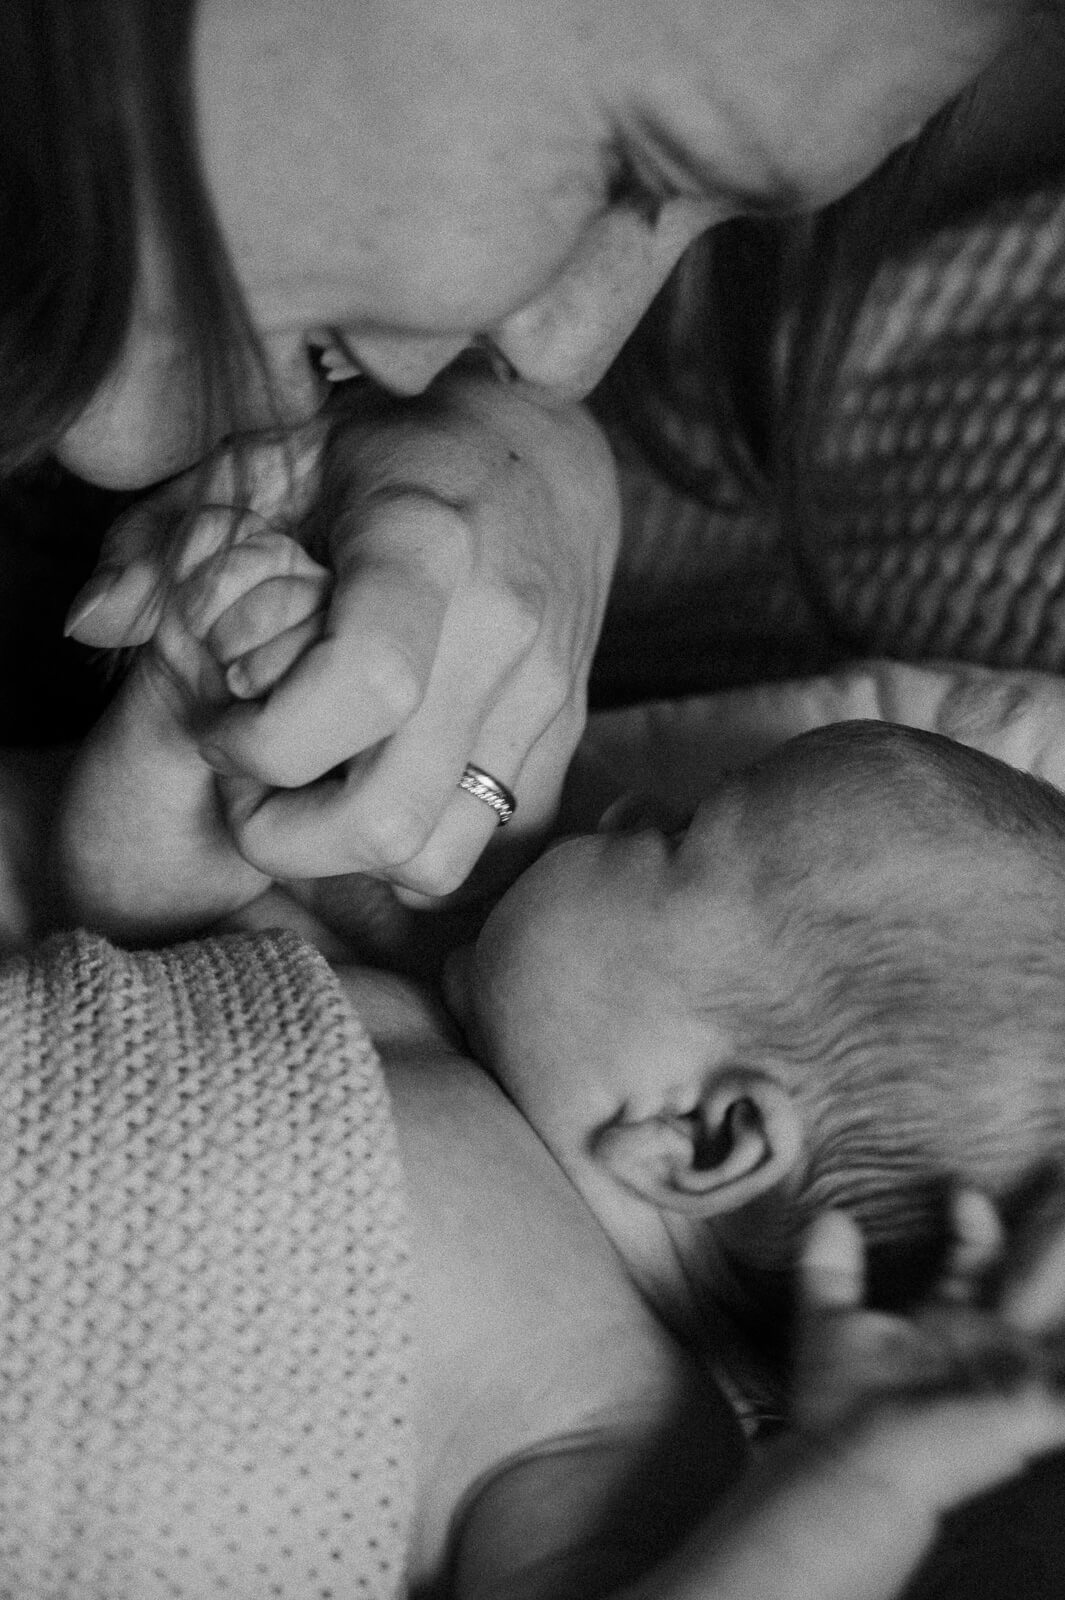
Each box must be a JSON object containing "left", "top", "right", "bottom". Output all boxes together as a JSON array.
[
  {"left": 593, "top": 180, "right": 1065, "bottom": 705},
  {"left": 0, "top": 929, "right": 413, "bottom": 1600},
  {"left": 807, "top": 186, "right": 1065, "bottom": 667}
]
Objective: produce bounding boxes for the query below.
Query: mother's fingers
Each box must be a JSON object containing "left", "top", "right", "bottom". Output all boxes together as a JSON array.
[
  {"left": 390, "top": 698, "right": 584, "bottom": 903},
  {"left": 362, "top": 580, "right": 580, "bottom": 897},
  {"left": 204, "top": 495, "right": 468, "bottom": 786},
  {"left": 66, "top": 423, "right": 328, "bottom": 649},
  {"left": 221, "top": 696, "right": 574, "bottom": 899},
  {"left": 225, "top": 617, "right": 330, "bottom": 702},
  {"left": 219, "top": 563, "right": 578, "bottom": 893}
]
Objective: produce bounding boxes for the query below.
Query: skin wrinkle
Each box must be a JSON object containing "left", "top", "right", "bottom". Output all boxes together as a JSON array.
[{"left": 624, "top": 108, "right": 806, "bottom": 216}]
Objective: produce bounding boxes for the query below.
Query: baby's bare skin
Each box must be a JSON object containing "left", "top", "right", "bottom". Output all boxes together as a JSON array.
[{"left": 350, "top": 975, "right": 742, "bottom": 1594}]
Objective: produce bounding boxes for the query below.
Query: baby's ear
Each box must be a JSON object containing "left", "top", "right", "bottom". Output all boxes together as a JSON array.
[{"left": 593, "top": 1070, "right": 802, "bottom": 1216}]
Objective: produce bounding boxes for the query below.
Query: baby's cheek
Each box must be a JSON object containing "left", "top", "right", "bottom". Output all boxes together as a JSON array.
[
  {"left": 440, "top": 942, "right": 517, "bottom": 1075},
  {"left": 441, "top": 944, "right": 477, "bottom": 1035}
]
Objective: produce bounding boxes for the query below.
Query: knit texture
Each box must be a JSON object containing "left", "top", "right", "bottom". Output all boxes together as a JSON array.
[
  {"left": 0, "top": 929, "right": 413, "bottom": 1600},
  {"left": 594, "top": 179, "right": 1065, "bottom": 704},
  {"left": 803, "top": 185, "right": 1065, "bottom": 665}
]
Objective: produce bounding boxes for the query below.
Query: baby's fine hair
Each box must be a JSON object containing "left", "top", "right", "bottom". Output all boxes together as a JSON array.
[{"left": 729, "top": 723, "right": 1065, "bottom": 1301}]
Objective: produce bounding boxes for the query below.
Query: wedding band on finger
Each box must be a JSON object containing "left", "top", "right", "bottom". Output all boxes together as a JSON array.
[{"left": 458, "top": 763, "right": 517, "bottom": 827}]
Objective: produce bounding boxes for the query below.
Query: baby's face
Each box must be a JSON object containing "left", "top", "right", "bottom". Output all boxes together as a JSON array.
[
  {"left": 457, "top": 740, "right": 846, "bottom": 1168},
  {"left": 454, "top": 727, "right": 1013, "bottom": 1179}
]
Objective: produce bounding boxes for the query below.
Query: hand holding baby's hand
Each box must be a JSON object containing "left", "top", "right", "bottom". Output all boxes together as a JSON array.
[
  {"left": 56, "top": 481, "right": 333, "bottom": 939},
  {"left": 148, "top": 515, "right": 331, "bottom": 722},
  {"left": 68, "top": 371, "right": 619, "bottom": 901},
  {"left": 198, "top": 373, "right": 619, "bottom": 900},
  {"left": 792, "top": 1190, "right": 1065, "bottom": 1515},
  {"left": 66, "top": 421, "right": 332, "bottom": 723}
]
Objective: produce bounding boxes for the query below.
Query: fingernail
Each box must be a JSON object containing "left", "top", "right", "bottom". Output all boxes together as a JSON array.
[
  {"left": 63, "top": 567, "right": 125, "bottom": 637},
  {"left": 225, "top": 661, "right": 252, "bottom": 699},
  {"left": 200, "top": 743, "right": 237, "bottom": 776}
]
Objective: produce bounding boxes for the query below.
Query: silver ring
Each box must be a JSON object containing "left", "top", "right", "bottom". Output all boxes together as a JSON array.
[{"left": 458, "top": 763, "right": 517, "bottom": 827}]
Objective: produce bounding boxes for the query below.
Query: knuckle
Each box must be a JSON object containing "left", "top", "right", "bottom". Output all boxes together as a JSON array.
[
  {"left": 536, "top": 658, "right": 578, "bottom": 721},
  {"left": 360, "top": 803, "right": 435, "bottom": 871},
  {"left": 360, "top": 642, "right": 425, "bottom": 725},
  {"left": 227, "top": 812, "right": 274, "bottom": 874},
  {"left": 362, "top": 491, "right": 473, "bottom": 588},
  {"left": 494, "top": 587, "right": 542, "bottom": 654},
  {"left": 224, "top": 739, "right": 317, "bottom": 790},
  {"left": 398, "top": 847, "right": 472, "bottom": 900},
  {"left": 546, "top": 695, "right": 586, "bottom": 759},
  {"left": 422, "top": 499, "right": 473, "bottom": 573},
  {"left": 264, "top": 749, "right": 323, "bottom": 789}
]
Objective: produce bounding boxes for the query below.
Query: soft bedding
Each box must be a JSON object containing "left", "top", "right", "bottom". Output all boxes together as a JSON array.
[{"left": 584, "top": 655, "right": 1065, "bottom": 814}]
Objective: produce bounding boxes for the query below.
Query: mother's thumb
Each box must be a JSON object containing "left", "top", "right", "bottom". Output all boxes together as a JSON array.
[
  {"left": 64, "top": 558, "right": 162, "bottom": 647},
  {"left": 63, "top": 488, "right": 180, "bottom": 646}
]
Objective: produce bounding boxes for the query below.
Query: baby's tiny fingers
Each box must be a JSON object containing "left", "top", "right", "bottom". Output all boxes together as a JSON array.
[
  {"left": 848, "top": 1384, "right": 1065, "bottom": 1514},
  {"left": 799, "top": 1211, "right": 866, "bottom": 1315},
  {"left": 936, "top": 1188, "right": 1004, "bottom": 1304},
  {"left": 207, "top": 573, "right": 331, "bottom": 666},
  {"left": 178, "top": 533, "right": 329, "bottom": 640},
  {"left": 225, "top": 617, "right": 326, "bottom": 701}
]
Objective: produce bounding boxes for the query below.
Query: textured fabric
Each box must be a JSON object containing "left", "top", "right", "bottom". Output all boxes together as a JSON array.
[
  {"left": 802, "top": 184, "right": 1065, "bottom": 667},
  {"left": 0, "top": 929, "right": 413, "bottom": 1600},
  {"left": 594, "top": 179, "right": 1065, "bottom": 704}
]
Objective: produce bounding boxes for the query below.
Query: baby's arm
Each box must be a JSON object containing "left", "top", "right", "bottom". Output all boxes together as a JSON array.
[
  {"left": 59, "top": 523, "right": 330, "bottom": 941},
  {"left": 451, "top": 1194, "right": 1065, "bottom": 1600}
]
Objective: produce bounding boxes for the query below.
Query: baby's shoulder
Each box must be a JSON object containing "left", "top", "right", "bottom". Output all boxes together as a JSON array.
[{"left": 391, "top": 1049, "right": 745, "bottom": 1589}]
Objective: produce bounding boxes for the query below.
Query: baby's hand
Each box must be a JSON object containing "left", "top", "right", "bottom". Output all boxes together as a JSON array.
[
  {"left": 59, "top": 472, "right": 332, "bottom": 941},
  {"left": 146, "top": 512, "right": 332, "bottom": 726},
  {"left": 793, "top": 1190, "right": 1065, "bottom": 1515}
]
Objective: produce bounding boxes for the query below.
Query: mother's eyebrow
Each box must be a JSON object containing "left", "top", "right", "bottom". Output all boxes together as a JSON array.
[{"left": 625, "top": 108, "right": 807, "bottom": 216}]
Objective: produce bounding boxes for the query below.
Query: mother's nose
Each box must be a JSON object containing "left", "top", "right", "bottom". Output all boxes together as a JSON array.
[{"left": 490, "top": 197, "right": 722, "bottom": 400}]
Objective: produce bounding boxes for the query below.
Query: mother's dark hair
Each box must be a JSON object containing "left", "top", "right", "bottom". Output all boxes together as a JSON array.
[{"left": 0, "top": 0, "right": 266, "bottom": 476}]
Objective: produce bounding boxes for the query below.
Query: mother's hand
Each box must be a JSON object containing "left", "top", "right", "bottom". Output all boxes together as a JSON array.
[
  {"left": 217, "top": 373, "right": 620, "bottom": 899},
  {"left": 69, "top": 370, "right": 621, "bottom": 899}
]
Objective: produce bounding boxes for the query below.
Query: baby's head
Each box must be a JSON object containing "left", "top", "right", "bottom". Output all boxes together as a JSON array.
[{"left": 453, "top": 721, "right": 1065, "bottom": 1317}]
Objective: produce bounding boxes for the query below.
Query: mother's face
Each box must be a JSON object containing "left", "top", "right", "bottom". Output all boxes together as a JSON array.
[{"left": 57, "top": 0, "right": 1018, "bottom": 486}]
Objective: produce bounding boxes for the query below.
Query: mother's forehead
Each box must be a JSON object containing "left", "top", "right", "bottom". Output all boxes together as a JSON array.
[{"left": 195, "top": 0, "right": 1018, "bottom": 115}]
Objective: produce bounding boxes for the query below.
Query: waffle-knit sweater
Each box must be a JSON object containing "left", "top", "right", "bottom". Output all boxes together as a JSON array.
[{"left": 0, "top": 928, "right": 413, "bottom": 1600}]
